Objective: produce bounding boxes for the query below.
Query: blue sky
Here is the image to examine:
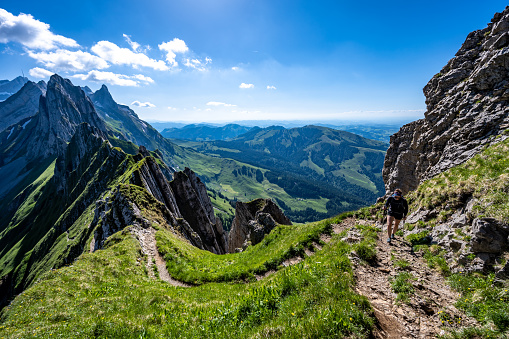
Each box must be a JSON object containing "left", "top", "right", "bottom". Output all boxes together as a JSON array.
[{"left": 0, "top": 1, "right": 507, "bottom": 123}]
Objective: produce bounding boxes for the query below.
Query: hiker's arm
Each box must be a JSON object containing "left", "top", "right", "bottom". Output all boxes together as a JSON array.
[
  {"left": 403, "top": 200, "right": 408, "bottom": 218},
  {"left": 383, "top": 197, "right": 390, "bottom": 210}
]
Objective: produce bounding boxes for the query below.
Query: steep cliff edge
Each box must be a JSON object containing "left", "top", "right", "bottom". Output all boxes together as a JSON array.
[
  {"left": 170, "top": 167, "right": 228, "bottom": 254},
  {"left": 228, "top": 198, "right": 292, "bottom": 253},
  {"left": 0, "top": 80, "right": 46, "bottom": 132},
  {"left": 384, "top": 6, "right": 509, "bottom": 194}
]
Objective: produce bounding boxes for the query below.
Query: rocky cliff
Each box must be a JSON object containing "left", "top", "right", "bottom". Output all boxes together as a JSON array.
[
  {"left": 228, "top": 198, "right": 292, "bottom": 252},
  {"left": 0, "top": 76, "right": 28, "bottom": 101},
  {"left": 0, "top": 80, "right": 46, "bottom": 132},
  {"left": 383, "top": 6, "right": 509, "bottom": 194},
  {"left": 170, "top": 167, "right": 228, "bottom": 254}
]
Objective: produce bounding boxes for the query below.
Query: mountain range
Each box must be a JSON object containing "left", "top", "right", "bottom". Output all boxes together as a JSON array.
[
  {"left": 0, "top": 76, "right": 29, "bottom": 101},
  {"left": 1, "top": 6, "right": 509, "bottom": 338}
]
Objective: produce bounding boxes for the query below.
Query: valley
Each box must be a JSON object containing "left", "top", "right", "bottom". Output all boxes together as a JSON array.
[{"left": 1, "top": 3, "right": 509, "bottom": 339}]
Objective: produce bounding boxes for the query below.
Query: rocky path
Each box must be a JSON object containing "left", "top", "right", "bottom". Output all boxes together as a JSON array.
[
  {"left": 128, "top": 218, "right": 475, "bottom": 337},
  {"left": 349, "top": 221, "right": 477, "bottom": 338},
  {"left": 130, "top": 226, "right": 190, "bottom": 287}
]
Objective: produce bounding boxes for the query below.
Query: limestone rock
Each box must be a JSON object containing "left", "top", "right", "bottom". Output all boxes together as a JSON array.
[
  {"left": 0, "top": 80, "right": 46, "bottom": 132},
  {"left": 228, "top": 198, "right": 292, "bottom": 253},
  {"left": 470, "top": 218, "right": 509, "bottom": 253},
  {"left": 0, "top": 76, "right": 28, "bottom": 101},
  {"left": 170, "top": 167, "right": 228, "bottom": 254},
  {"left": 383, "top": 6, "right": 509, "bottom": 194}
]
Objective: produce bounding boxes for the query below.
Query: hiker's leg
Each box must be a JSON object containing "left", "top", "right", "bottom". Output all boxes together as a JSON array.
[
  {"left": 387, "top": 216, "right": 394, "bottom": 239},
  {"left": 393, "top": 218, "right": 401, "bottom": 235}
]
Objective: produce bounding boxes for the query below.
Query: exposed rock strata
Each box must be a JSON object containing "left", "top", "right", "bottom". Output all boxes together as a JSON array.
[
  {"left": 384, "top": 6, "right": 509, "bottom": 194},
  {"left": 170, "top": 167, "right": 228, "bottom": 254},
  {"left": 404, "top": 198, "right": 509, "bottom": 277},
  {"left": 0, "top": 80, "right": 46, "bottom": 132},
  {"left": 228, "top": 198, "right": 292, "bottom": 253}
]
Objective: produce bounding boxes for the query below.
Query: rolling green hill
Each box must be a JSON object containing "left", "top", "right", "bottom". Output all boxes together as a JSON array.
[
  {"left": 161, "top": 123, "right": 254, "bottom": 141},
  {"left": 170, "top": 125, "right": 388, "bottom": 222}
]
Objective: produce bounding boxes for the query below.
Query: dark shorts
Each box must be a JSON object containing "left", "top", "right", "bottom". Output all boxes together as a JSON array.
[{"left": 388, "top": 211, "right": 404, "bottom": 220}]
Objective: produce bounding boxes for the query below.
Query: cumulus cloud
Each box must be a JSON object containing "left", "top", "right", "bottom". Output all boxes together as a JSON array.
[
  {"left": 239, "top": 83, "right": 254, "bottom": 89},
  {"left": 131, "top": 100, "right": 155, "bottom": 108},
  {"left": 29, "top": 67, "right": 54, "bottom": 79},
  {"left": 167, "top": 106, "right": 177, "bottom": 110},
  {"left": 267, "top": 85, "right": 276, "bottom": 90},
  {"left": 92, "top": 40, "right": 168, "bottom": 71},
  {"left": 158, "top": 38, "right": 188, "bottom": 67},
  {"left": 231, "top": 66, "right": 240, "bottom": 71},
  {"left": 206, "top": 101, "right": 236, "bottom": 107},
  {"left": 27, "top": 49, "right": 109, "bottom": 71},
  {"left": 123, "top": 34, "right": 140, "bottom": 52},
  {"left": 72, "top": 70, "right": 153, "bottom": 87},
  {"left": 0, "top": 9, "right": 78, "bottom": 50}
]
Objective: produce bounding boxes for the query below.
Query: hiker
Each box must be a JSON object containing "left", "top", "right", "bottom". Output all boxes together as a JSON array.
[{"left": 383, "top": 188, "right": 408, "bottom": 243}]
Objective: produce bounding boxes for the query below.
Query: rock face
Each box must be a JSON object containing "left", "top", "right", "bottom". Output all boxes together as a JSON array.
[
  {"left": 384, "top": 6, "right": 509, "bottom": 194},
  {"left": 228, "top": 198, "right": 292, "bottom": 253},
  {"left": 0, "top": 76, "right": 29, "bottom": 101},
  {"left": 0, "top": 74, "right": 106, "bottom": 166},
  {"left": 170, "top": 167, "right": 228, "bottom": 254},
  {"left": 0, "top": 80, "right": 46, "bottom": 132}
]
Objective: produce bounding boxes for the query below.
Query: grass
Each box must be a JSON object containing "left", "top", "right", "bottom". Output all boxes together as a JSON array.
[
  {"left": 155, "top": 213, "right": 353, "bottom": 284},
  {"left": 0, "top": 215, "right": 376, "bottom": 338},
  {"left": 390, "top": 271, "right": 415, "bottom": 304},
  {"left": 352, "top": 224, "right": 379, "bottom": 264},
  {"left": 393, "top": 259, "right": 410, "bottom": 270},
  {"left": 440, "top": 273, "right": 509, "bottom": 338},
  {"left": 407, "top": 136, "right": 509, "bottom": 223}
]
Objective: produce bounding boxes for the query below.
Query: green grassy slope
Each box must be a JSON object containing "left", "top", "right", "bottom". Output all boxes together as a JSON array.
[
  {"left": 171, "top": 146, "right": 360, "bottom": 225},
  {"left": 0, "top": 213, "right": 376, "bottom": 339},
  {"left": 169, "top": 125, "right": 386, "bottom": 223}
]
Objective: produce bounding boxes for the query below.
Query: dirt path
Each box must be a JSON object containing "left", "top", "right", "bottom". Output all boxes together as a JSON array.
[
  {"left": 130, "top": 226, "right": 190, "bottom": 287},
  {"left": 349, "top": 220, "right": 477, "bottom": 338},
  {"left": 127, "top": 218, "right": 475, "bottom": 337}
]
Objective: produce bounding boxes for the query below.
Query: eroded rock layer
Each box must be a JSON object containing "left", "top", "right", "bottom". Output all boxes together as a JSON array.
[
  {"left": 383, "top": 6, "right": 509, "bottom": 194},
  {"left": 228, "top": 198, "right": 292, "bottom": 253}
]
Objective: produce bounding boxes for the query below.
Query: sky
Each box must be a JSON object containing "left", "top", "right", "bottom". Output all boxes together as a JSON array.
[{"left": 0, "top": 1, "right": 507, "bottom": 124}]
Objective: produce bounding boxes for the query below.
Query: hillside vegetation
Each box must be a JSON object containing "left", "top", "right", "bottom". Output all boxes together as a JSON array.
[
  {"left": 0, "top": 213, "right": 376, "bottom": 338},
  {"left": 170, "top": 125, "right": 387, "bottom": 223}
]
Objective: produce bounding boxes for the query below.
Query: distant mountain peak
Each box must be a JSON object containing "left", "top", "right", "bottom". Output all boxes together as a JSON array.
[{"left": 91, "top": 84, "right": 117, "bottom": 110}]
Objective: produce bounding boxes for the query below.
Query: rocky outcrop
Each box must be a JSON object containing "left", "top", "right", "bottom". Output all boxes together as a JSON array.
[
  {"left": 0, "top": 76, "right": 29, "bottom": 101},
  {"left": 228, "top": 198, "right": 292, "bottom": 253},
  {"left": 0, "top": 74, "right": 106, "bottom": 166},
  {"left": 0, "top": 80, "right": 46, "bottom": 132},
  {"left": 404, "top": 197, "right": 509, "bottom": 277},
  {"left": 384, "top": 6, "right": 509, "bottom": 194},
  {"left": 132, "top": 146, "right": 181, "bottom": 217},
  {"left": 170, "top": 167, "right": 228, "bottom": 254}
]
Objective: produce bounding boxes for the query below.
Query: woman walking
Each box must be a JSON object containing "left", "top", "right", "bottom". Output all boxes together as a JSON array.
[{"left": 383, "top": 188, "right": 408, "bottom": 243}]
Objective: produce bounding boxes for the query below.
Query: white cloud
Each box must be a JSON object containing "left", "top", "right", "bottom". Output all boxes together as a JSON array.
[
  {"left": 92, "top": 40, "right": 168, "bottom": 71},
  {"left": 232, "top": 66, "right": 240, "bottom": 71},
  {"left": 183, "top": 57, "right": 211, "bottom": 71},
  {"left": 132, "top": 74, "right": 154, "bottom": 83},
  {"left": 167, "top": 106, "right": 177, "bottom": 110},
  {"left": 239, "top": 83, "right": 254, "bottom": 89},
  {"left": 123, "top": 34, "right": 140, "bottom": 52},
  {"left": 29, "top": 67, "right": 53, "bottom": 79},
  {"left": 131, "top": 100, "right": 155, "bottom": 108},
  {"left": 72, "top": 70, "right": 145, "bottom": 87},
  {"left": 27, "top": 49, "right": 109, "bottom": 71},
  {"left": 0, "top": 8, "right": 78, "bottom": 50},
  {"left": 158, "top": 38, "right": 188, "bottom": 67},
  {"left": 206, "top": 101, "right": 236, "bottom": 107},
  {"left": 267, "top": 85, "right": 277, "bottom": 90}
]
